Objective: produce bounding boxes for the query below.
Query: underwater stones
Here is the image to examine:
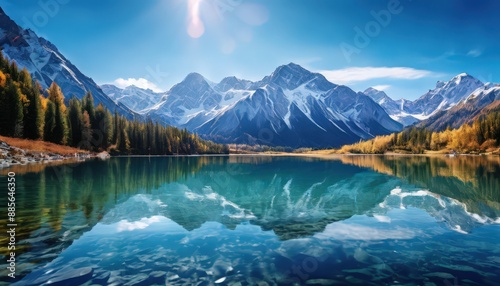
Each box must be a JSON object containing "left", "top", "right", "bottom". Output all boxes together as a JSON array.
[
  {"left": 345, "top": 275, "right": 366, "bottom": 284},
  {"left": 126, "top": 261, "right": 146, "bottom": 270},
  {"left": 353, "top": 248, "right": 384, "bottom": 265},
  {"left": 149, "top": 270, "right": 167, "bottom": 279},
  {"left": 342, "top": 267, "right": 375, "bottom": 278},
  {"left": 39, "top": 267, "right": 93, "bottom": 286},
  {"left": 423, "top": 272, "right": 455, "bottom": 279},
  {"left": 92, "top": 271, "right": 110, "bottom": 284},
  {"left": 123, "top": 273, "right": 149, "bottom": 285},
  {"left": 215, "top": 276, "right": 226, "bottom": 283},
  {"left": 178, "top": 265, "right": 197, "bottom": 278},
  {"left": 305, "top": 278, "right": 339, "bottom": 285}
]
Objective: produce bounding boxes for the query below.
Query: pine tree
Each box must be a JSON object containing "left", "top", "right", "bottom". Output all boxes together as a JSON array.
[
  {"left": 44, "top": 101, "right": 56, "bottom": 142},
  {"left": 82, "top": 92, "right": 96, "bottom": 129},
  {"left": 81, "top": 111, "right": 92, "bottom": 150},
  {"left": 94, "top": 104, "right": 113, "bottom": 150},
  {"left": 0, "top": 79, "right": 24, "bottom": 137},
  {"left": 48, "top": 83, "right": 67, "bottom": 144},
  {"left": 23, "top": 78, "right": 44, "bottom": 139},
  {"left": 116, "top": 116, "right": 130, "bottom": 153},
  {"left": 112, "top": 111, "right": 119, "bottom": 145},
  {"left": 67, "top": 97, "right": 83, "bottom": 147}
]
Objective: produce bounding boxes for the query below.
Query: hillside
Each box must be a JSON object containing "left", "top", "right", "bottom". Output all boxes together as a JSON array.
[
  {"left": 319, "top": 111, "right": 500, "bottom": 155},
  {"left": 0, "top": 53, "right": 229, "bottom": 156}
]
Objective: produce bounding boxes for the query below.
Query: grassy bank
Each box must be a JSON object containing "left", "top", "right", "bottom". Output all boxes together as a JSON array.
[{"left": 0, "top": 135, "right": 90, "bottom": 156}]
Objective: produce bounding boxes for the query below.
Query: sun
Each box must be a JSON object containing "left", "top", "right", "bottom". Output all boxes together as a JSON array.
[{"left": 187, "top": 0, "right": 205, "bottom": 38}]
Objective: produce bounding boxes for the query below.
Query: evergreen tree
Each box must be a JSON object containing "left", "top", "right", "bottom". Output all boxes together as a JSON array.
[
  {"left": 48, "top": 83, "right": 67, "bottom": 144},
  {"left": 116, "top": 116, "right": 130, "bottom": 153},
  {"left": 67, "top": 97, "right": 83, "bottom": 147},
  {"left": 82, "top": 92, "right": 97, "bottom": 129},
  {"left": 23, "top": 77, "right": 44, "bottom": 139},
  {"left": 81, "top": 111, "right": 92, "bottom": 150},
  {"left": 0, "top": 79, "right": 24, "bottom": 137},
  {"left": 112, "top": 111, "right": 119, "bottom": 145},
  {"left": 43, "top": 101, "right": 56, "bottom": 142},
  {"left": 94, "top": 104, "right": 113, "bottom": 150}
]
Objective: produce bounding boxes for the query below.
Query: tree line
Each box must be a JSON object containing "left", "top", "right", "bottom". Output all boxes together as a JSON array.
[
  {"left": 339, "top": 112, "right": 500, "bottom": 154},
  {"left": 0, "top": 53, "right": 229, "bottom": 155}
]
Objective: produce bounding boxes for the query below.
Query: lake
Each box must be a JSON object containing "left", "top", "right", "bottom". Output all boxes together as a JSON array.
[{"left": 1, "top": 155, "right": 499, "bottom": 285}]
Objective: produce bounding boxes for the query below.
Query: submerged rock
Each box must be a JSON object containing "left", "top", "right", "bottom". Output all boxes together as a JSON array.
[
  {"left": 353, "top": 248, "right": 384, "bottom": 265},
  {"left": 33, "top": 267, "right": 93, "bottom": 286},
  {"left": 305, "top": 278, "right": 340, "bottom": 285},
  {"left": 423, "top": 272, "right": 455, "bottom": 279}
]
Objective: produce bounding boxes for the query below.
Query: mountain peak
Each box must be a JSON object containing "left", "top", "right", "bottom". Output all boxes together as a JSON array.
[
  {"left": 184, "top": 72, "right": 206, "bottom": 82},
  {"left": 432, "top": 73, "right": 482, "bottom": 90},
  {"left": 449, "top": 73, "right": 480, "bottom": 86},
  {"left": 0, "top": 8, "right": 137, "bottom": 119},
  {"left": 445, "top": 73, "right": 484, "bottom": 87},
  {"left": 0, "top": 6, "right": 7, "bottom": 16},
  {"left": 455, "top": 72, "right": 470, "bottom": 78},
  {"left": 364, "top": 87, "right": 380, "bottom": 93},
  {"left": 262, "top": 62, "right": 317, "bottom": 90},
  {"left": 273, "top": 62, "right": 311, "bottom": 77},
  {"left": 364, "top": 87, "right": 392, "bottom": 103},
  {"left": 216, "top": 76, "right": 252, "bottom": 92}
]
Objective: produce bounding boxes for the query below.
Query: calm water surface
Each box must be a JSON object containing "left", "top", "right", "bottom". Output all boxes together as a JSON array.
[{"left": 1, "top": 155, "right": 499, "bottom": 285}]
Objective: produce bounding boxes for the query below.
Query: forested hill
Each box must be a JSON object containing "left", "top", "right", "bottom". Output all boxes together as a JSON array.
[
  {"left": 0, "top": 53, "right": 229, "bottom": 155},
  {"left": 336, "top": 111, "right": 500, "bottom": 154}
]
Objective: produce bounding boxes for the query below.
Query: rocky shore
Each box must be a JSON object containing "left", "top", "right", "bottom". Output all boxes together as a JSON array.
[{"left": 0, "top": 140, "right": 109, "bottom": 169}]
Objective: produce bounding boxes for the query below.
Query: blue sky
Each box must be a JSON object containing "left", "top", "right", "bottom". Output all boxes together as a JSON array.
[{"left": 2, "top": 0, "right": 499, "bottom": 100}]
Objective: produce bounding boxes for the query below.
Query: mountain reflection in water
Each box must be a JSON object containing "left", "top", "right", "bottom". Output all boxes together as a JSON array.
[{"left": 1, "top": 155, "right": 499, "bottom": 285}]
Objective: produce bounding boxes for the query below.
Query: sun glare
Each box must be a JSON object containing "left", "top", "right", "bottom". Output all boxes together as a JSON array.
[{"left": 187, "top": 0, "right": 205, "bottom": 38}]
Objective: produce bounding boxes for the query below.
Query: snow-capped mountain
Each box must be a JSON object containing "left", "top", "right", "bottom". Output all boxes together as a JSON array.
[
  {"left": 409, "top": 73, "right": 484, "bottom": 116},
  {"left": 101, "top": 84, "right": 165, "bottom": 112},
  {"left": 134, "top": 63, "right": 402, "bottom": 148},
  {"left": 365, "top": 73, "right": 485, "bottom": 127},
  {"left": 363, "top": 88, "right": 419, "bottom": 126},
  {"left": 418, "top": 84, "right": 500, "bottom": 131},
  {"left": 0, "top": 7, "right": 137, "bottom": 119}
]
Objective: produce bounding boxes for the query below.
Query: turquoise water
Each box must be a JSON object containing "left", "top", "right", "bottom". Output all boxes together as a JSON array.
[{"left": 1, "top": 155, "right": 500, "bottom": 285}]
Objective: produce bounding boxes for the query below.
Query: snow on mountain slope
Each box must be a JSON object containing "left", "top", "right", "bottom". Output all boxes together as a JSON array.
[
  {"left": 363, "top": 87, "right": 420, "bottom": 127},
  {"left": 365, "top": 74, "right": 485, "bottom": 127},
  {"left": 101, "top": 84, "right": 165, "bottom": 112},
  {"left": 142, "top": 63, "right": 402, "bottom": 148},
  {"left": 408, "top": 73, "right": 483, "bottom": 117},
  {"left": 0, "top": 7, "right": 137, "bottom": 119},
  {"left": 418, "top": 84, "right": 500, "bottom": 131}
]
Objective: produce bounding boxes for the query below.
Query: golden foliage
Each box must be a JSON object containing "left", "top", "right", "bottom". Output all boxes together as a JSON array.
[
  {"left": 0, "top": 70, "right": 6, "bottom": 87},
  {"left": 339, "top": 134, "right": 395, "bottom": 154},
  {"left": 336, "top": 112, "right": 500, "bottom": 154},
  {"left": 0, "top": 135, "right": 89, "bottom": 156}
]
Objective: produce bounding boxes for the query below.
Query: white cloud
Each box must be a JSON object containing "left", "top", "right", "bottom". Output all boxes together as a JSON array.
[
  {"left": 315, "top": 222, "right": 418, "bottom": 240},
  {"left": 467, "top": 49, "right": 482, "bottom": 57},
  {"left": 116, "top": 216, "right": 162, "bottom": 232},
  {"left": 113, "top": 77, "right": 163, "bottom": 92},
  {"left": 318, "top": 67, "right": 436, "bottom": 85},
  {"left": 371, "top": 85, "right": 391, "bottom": 91}
]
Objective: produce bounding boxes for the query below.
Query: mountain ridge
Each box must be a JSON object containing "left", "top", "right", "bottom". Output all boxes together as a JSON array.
[
  {"left": 364, "top": 73, "right": 487, "bottom": 127},
  {"left": 0, "top": 7, "right": 138, "bottom": 119},
  {"left": 106, "top": 63, "right": 403, "bottom": 148}
]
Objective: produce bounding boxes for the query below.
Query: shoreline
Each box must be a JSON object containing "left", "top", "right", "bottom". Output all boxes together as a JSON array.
[
  {"left": 0, "top": 137, "right": 109, "bottom": 170},
  {"left": 2, "top": 135, "right": 498, "bottom": 171}
]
